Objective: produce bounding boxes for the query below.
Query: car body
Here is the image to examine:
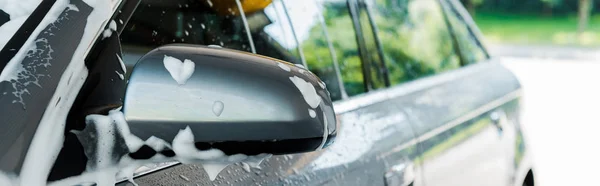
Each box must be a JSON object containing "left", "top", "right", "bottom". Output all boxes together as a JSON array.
[{"left": 0, "top": 0, "right": 534, "bottom": 186}]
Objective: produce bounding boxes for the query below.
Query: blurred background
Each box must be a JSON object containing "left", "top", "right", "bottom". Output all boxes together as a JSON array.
[
  {"left": 458, "top": 1, "right": 600, "bottom": 186},
  {"left": 461, "top": 0, "right": 599, "bottom": 46}
]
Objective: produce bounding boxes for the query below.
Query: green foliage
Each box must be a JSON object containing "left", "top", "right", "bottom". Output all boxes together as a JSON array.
[
  {"left": 371, "top": 0, "right": 460, "bottom": 85},
  {"left": 541, "top": 0, "right": 563, "bottom": 7},
  {"left": 475, "top": 12, "right": 600, "bottom": 46},
  {"left": 471, "top": 0, "right": 485, "bottom": 6},
  {"left": 300, "top": 2, "right": 366, "bottom": 97}
]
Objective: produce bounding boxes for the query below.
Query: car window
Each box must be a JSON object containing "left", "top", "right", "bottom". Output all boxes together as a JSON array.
[
  {"left": 281, "top": 0, "right": 350, "bottom": 100},
  {"left": 121, "top": 0, "right": 300, "bottom": 65},
  {"left": 356, "top": 4, "right": 388, "bottom": 90},
  {"left": 318, "top": 0, "right": 366, "bottom": 97},
  {"left": 258, "top": 2, "right": 303, "bottom": 64},
  {"left": 121, "top": 0, "right": 353, "bottom": 100},
  {"left": 366, "top": 0, "right": 461, "bottom": 85},
  {"left": 442, "top": 0, "right": 488, "bottom": 65}
]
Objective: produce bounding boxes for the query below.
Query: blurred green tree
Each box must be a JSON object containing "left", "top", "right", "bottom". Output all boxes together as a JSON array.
[
  {"left": 465, "top": 0, "right": 485, "bottom": 16},
  {"left": 578, "top": 0, "right": 593, "bottom": 35},
  {"left": 541, "top": 0, "right": 563, "bottom": 16}
]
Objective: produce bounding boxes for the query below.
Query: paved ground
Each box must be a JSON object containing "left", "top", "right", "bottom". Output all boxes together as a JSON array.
[
  {"left": 489, "top": 44, "right": 600, "bottom": 61},
  {"left": 500, "top": 49, "right": 600, "bottom": 186}
]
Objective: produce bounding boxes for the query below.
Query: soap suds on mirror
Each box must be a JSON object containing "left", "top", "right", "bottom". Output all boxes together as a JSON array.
[
  {"left": 171, "top": 127, "right": 271, "bottom": 181},
  {"left": 318, "top": 81, "right": 326, "bottom": 89},
  {"left": 317, "top": 112, "right": 329, "bottom": 150},
  {"left": 212, "top": 101, "right": 224, "bottom": 117},
  {"left": 163, "top": 55, "right": 195, "bottom": 85},
  {"left": 308, "top": 109, "right": 316, "bottom": 118},
  {"left": 289, "top": 76, "right": 321, "bottom": 109},
  {"left": 115, "top": 70, "right": 124, "bottom": 80},
  {"left": 116, "top": 54, "right": 126, "bottom": 74},
  {"left": 277, "top": 63, "right": 291, "bottom": 72}
]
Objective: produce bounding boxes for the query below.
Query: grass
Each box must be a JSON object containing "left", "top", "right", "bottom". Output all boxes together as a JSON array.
[{"left": 473, "top": 12, "right": 600, "bottom": 47}]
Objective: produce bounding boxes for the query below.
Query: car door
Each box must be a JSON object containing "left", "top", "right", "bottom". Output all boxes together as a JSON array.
[{"left": 360, "top": 0, "right": 521, "bottom": 185}]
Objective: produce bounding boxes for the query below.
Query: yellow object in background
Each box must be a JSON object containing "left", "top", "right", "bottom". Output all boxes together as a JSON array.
[{"left": 209, "top": 0, "right": 272, "bottom": 16}]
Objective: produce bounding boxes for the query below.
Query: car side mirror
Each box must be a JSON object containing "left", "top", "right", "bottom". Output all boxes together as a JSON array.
[{"left": 123, "top": 44, "right": 337, "bottom": 156}]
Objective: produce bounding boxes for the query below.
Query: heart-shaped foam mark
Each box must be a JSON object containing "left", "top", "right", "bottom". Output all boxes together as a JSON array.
[{"left": 163, "top": 55, "right": 196, "bottom": 85}]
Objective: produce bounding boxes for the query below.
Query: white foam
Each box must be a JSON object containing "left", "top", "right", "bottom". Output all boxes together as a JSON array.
[
  {"left": 115, "top": 70, "right": 124, "bottom": 80},
  {"left": 289, "top": 76, "right": 321, "bottom": 108},
  {"left": 295, "top": 64, "right": 306, "bottom": 69},
  {"left": 0, "top": 172, "right": 16, "bottom": 186},
  {"left": 66, "top": 4, "right": 79, "bottom": 11},
  {"left": 172, "top": 127, "right": 226, "bottom": 162},
  {"left": 144, "top": 136, "right": 172, "bottom": 151},
  {"left": 278, "top": 63, "right": 291, "bottom": 72},
  {"left": 116, "top": 54, "right": 126, "bottom": 73},
  {"left": 101, "top": 20, "right": 117, "bottom": 39},
  {"left": 108, "top": 20, "right": 117, "bottom": 30},
  {"left": 212, "top": 101, "right": 224, "bottom": 117},
  {"left": 110, "top": 110, "right": 144, "bottom": 152},
  {"left": 0, "top": 0, "right": 41, "bottom": 50},
  {"left": 0, "top": 0, "right": 41, "bottom": 19},
  {"left": 163, "top": 55, "right": 195, "bottom": 85},
  {"left": 0, "top": 17, "right": 27, "bottom": 50},
  {"left": 116, "top": 166, "right": 139, "bottom": 186},
  {"left": 202, "top": 163, "right": 229, "bottom": 181},
  {"left": 171, "top": 127, "right": 272, "bottom": 181},
  {"left": 316, "top": 112, "right": 329, "bottom": 150},
  {"left": 16, "top": 0, "right": 111, "bottom": 185},
  {"left": 308, "top": 109, "right": 316, "bottom": 118},
  {"left": 242, "top": 153, "right": 271, "bottom": 168}
]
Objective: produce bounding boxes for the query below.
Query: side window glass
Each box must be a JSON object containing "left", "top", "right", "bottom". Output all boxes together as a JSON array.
[
  {"left": 319, "top": 0, "right": 366, "bottom": 97},
  {"left": 442, "top": 1, "right": 488, "bottom": 65},
  {"left": 367, "top": 0, "right": 461, "bottom": 85},
  {"left": 250, "top": 1, "right": 303, "bottom": 64},
  {"left": 282, "top": 0, "right": 347, "bottom": 100}
]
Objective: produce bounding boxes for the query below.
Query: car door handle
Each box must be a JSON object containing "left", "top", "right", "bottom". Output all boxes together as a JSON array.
[{"left": 489, "top": 111, "right": 504, "bottom": 133}]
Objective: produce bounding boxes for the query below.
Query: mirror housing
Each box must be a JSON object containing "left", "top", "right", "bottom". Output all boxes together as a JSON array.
[{"left": 123, "top": 44, "right": 336, "bottom": 155}]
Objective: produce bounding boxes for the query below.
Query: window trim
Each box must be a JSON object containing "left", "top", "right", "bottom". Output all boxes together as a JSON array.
[
  {"left": 348, "top": 0, "right": 394, "bottom": 92},
  {"left": 347, "top": 0, "right": 372, "bottom": 92},
  {"left": 441, "top": 0, "right": 491, "bottom": 59},
  {"left": 438, "top": 0, "right": 468, "bottom": 66},
  {"left": 314, "top": 0, "right": 349, "bottom": 99},
  {"left": 280, "top": 0, "right": 309, "bottom": 68},
  {"left": 362, "top": 1, "right": 390, "bottom": 87}
]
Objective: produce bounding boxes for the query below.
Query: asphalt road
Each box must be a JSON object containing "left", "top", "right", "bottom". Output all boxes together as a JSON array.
[{"left": 500, "top": 49, "right": 600, "bottom": 186}]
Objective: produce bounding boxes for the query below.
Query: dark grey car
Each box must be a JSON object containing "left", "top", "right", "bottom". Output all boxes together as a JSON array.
[{"left": 0, "top": 0, "right": 534, "bottom": 185}]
